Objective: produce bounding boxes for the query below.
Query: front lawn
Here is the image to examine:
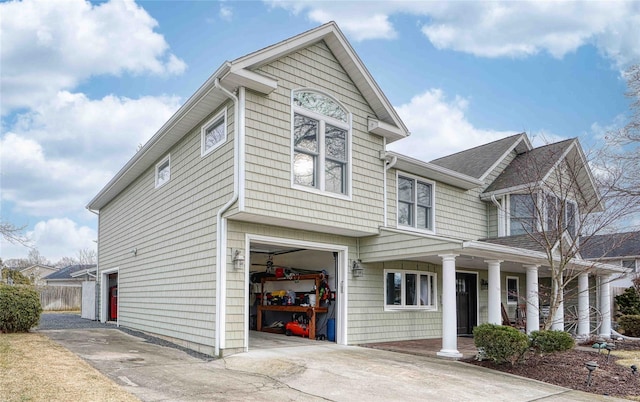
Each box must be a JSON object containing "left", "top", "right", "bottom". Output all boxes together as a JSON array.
[{"left": 0, "top": 332, "right": 138, "bottom": 402}]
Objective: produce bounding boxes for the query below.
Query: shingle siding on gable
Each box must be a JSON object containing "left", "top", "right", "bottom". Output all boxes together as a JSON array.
[
  {"left": 243, "top": 41, "right": 384, "bottom": 234},
  {"left": 97, "top": 102, "right": 235, "bottom": 355}
]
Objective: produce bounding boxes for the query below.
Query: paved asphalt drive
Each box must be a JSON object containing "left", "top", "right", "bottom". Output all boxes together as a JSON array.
[{"left": 37, "top": 314, "right": 625, "bottom": 402}]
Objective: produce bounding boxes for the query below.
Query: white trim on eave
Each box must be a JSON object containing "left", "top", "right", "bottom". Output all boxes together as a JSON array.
[
  {"left": 389, "top": 151, "right": 483, "bottom": 190},
  {"left": 479, "top": 133, "right": 532, "bottom": 182}
]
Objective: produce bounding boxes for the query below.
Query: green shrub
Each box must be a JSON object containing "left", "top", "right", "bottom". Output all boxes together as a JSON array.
[
  {"left": 615, "top": 287, "right": 640, "bottom": 316},
  {"left": 530, "top": 330, "right": 574, "bottom": 353},
  {"left": 618, "top": 315, "right": 640, "bottom": 337},
  {"left": 0, "top": 284, "right": 42, "bottom": 333},
  {"left": 473, "top": 323, "right": 529, "bottom": 365}
]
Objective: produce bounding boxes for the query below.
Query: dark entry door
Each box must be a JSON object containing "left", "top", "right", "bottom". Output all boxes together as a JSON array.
[{"left": 456, "top": 273, "right": 477, "bottom": 335}]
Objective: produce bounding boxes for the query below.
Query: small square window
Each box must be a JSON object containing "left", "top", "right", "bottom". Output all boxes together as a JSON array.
[
  {"left": 201, "top": 110, "right": 227, "bottom": 156},
  {"left": 155, "top": 155, "right": 170, "bottom": 188}
]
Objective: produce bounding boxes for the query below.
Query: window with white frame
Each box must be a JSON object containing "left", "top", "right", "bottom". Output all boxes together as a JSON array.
[
  {"left": 201, "top": 110, "right": 226, "bottom": 156},
  {"left": 292, "top": 89, "right": 350, "bottom": 195},
  {"left": 622, "top": 259, "right": 637, "bottom": 272},
  {"left": 155, "top": 155, "right": 170, "bottom": 188},
  {"left": 506, "top": 276, "right": 519, "bottom": 305},
  {"left": 384, "top": 270, "right": 437, "bottom": 310},
  {"left": 398, "top": 175, "right": 434, "bottom": 231},
  {"left": 544, "top": 194, "right": 578, "bottom": 237},
  {"left": 509, "top": 194, "right": 537, "bottom": 235}
]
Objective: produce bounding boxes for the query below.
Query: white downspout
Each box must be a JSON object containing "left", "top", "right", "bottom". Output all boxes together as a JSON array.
[
  {"left": 381, "top": 145, "right": 397, "bottom": 228},
  {"left": 490, "top": 195, "right": 504, "bottom": 237},
  {"left": 214, "top": 79, "right": 240, "bottom": 357}
]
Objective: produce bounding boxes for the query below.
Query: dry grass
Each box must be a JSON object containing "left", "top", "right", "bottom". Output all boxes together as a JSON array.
[{"left": 0, "top": 333, "right": 138, "bottom": 402}]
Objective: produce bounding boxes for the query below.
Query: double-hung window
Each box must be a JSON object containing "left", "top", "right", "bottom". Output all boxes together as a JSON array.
[
  {"left": 398, "top": 175, "right": 434, "bottom": 231},
  {"left": 544, "top": 194, "right": 578, "bottom": 237},
  {"left": 155, "top": 155, "right": 170, "bottom": 188},
  {"left": 509, "top": 194, "right": 537, "bottom": 235},
  {"left": 292, "top": 90, "right": 350, "bottom": 195},
  {"left": 384, "top": 270, "right": 437, "bottom": 310}
]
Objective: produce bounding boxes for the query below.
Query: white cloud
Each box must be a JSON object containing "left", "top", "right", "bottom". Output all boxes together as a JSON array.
[
  {"left": 0, "top": 218, "right": 97, "bottom": 262},
  {"left": 0, "top": 0, "right": 186, "bottom": 114},
  {"left": 265, "top": 1, "right": 640, "bottom": 67},
  {"left": 389, "top": 89, "right": 516, "bottom": 161},
  {"left": 220, "top": 3, "right": 233, "bottom": 21},
  {"left": 1, "top": 92, "right": 181, "bottom": 216}
]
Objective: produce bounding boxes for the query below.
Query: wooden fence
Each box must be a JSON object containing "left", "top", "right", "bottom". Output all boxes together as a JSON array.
[{"left": 38, "top": 286, "right": 81, "bottom": 311}]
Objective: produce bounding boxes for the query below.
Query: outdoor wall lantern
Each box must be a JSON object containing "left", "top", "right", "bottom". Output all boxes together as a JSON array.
[
  {"left": 352, "top": 259, "right": 364, "bottom": 277},
  {"left": 232, "top": 249, "right": 245, "bottom": 271},
  {"left": 585, "top": 361, "right": 598, "bottom": 387},
  {"left": 480, "top": 279, "right": 489, "bottom": 290},
  {"left": 130, "top": 248, "right": 137, "bottom": 257}
]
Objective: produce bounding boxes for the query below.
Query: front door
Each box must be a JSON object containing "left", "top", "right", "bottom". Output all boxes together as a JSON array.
[{"left": 456, "top": 272, "right": 477, "bottom": 335}]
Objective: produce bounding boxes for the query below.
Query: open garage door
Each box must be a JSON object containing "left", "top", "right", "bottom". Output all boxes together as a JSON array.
[{"left": 247, "top": 239, "right": 345, "bottom": 349}]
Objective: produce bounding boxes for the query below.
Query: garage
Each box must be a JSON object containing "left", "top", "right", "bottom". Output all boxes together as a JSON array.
[{"left": 247, "top": 237, "right": 346, "bottom": 348}]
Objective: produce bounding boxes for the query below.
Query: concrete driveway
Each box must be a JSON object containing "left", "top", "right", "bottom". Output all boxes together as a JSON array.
[{"left": 41, "top": 327, "right": 623, "bottom": 401}]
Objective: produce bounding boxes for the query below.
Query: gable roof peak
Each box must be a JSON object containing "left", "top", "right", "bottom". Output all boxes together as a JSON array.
[{"left": 429, "top": 132, "right": 530, "bottom": 180}]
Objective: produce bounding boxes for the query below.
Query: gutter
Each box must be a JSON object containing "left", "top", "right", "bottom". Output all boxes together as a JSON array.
[{"left": 214, "top": 79, "right": 241, "bottom": 357}]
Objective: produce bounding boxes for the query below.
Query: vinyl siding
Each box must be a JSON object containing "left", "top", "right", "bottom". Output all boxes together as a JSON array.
[
  {"left": 97, "top": 102, "right": 235, "bottom": 355},
  {"left": 387, "top": 167, "right": 489, "bottom": 240},
  {"left": 243, "top": 41, "right": 385, "bottom": 235},
  {"left": 348, "top": 261, "right": 443, "bottom": 343}
]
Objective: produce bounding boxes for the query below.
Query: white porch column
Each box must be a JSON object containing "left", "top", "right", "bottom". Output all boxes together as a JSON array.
[
  {"left": 437, "top": 254, "right": 462, "bottom": 359},
  {"left": 599, "top": 274, "right": 612, "bottom": 339},
  {"left": 525, "top": 265, "right": 540, "bottom": 334},
  {"left": 486, "top": 260, "right": 503, "bottom": 325},
  {"left": 577, "top": 273, "right": 590, "bottom": 337}
]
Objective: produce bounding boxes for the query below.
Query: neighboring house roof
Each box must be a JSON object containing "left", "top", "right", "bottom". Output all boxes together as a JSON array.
[
  {"left": 19, "top": 264, "right": 57, "bottom": 274},
  {"left": 429, "top": 133, "right": 530, "bottom": 181},
  {"left": 87, "top": 21, "right": 409, "bottom": 211},
  {"left": 580, "top": 232, "right": 640, "bottom": 260},
  {"left": 44, "top": 264, "right": 97, "bottom": 281}
]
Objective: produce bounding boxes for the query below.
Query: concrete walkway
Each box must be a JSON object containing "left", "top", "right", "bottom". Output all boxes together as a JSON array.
[{"left": 40, "top": 328, "right": 624, "bottom": 401}]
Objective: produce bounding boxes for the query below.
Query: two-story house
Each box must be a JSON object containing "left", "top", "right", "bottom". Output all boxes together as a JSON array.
[{"left": 87, "top": 22, "right": 623, "bottom": 358}]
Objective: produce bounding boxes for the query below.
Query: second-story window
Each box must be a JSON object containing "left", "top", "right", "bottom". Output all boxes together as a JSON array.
[
  {"left": 509, "top": 194, "right": 537, "bottom": 235},
  {"left": 201, "top": 109, "right": 227, "bottom": 156},
  {"left": 155, "top": 155, "right": 170, "bottom": 188},
  {"left": 292, "top": 89, "right": 350, "bottom": 196},
  {"left": 398, "top": 174, "right": 434, "bottom": 231},
  {"left": 545, "top": 194, "right": 578, "bottom": 237}
]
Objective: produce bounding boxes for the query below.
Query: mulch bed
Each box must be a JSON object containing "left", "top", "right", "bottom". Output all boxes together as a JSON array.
[{"left": 465, "top": 342, "right": 640, "bottom": 399}]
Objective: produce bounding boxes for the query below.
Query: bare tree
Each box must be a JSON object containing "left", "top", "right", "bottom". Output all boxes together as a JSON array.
[
  {"left": 27, "top": 248, "right": 49, "bottom": 266},
  {"left": 76, "top": 248, "right": 97, "bottom": 265},
  {"left": 54, "top": 256, "right": 78, "bottom": 268},
  {"left": 505, "top": 138, "right": 640, "bottom": 330},
  {"left": 603, "top": 64, "right": 640, "bottom": 197},
  {"left": 0, "top": 220, "right": 31, "bottom": 247}
]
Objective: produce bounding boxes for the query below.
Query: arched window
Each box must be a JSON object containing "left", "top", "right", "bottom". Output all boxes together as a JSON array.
[{"left": 292, "top": 90, "right": 350, "bottom": 195}]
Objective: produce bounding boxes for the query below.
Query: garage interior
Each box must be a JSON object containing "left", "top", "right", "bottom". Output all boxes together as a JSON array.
[{"left": 249, "top": 242, "right": 338, "bottom": 345}]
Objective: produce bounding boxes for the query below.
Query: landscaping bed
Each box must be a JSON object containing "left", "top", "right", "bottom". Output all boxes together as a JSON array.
[{"left": 465, "top": 341, "right": 640, "bottom": 399}]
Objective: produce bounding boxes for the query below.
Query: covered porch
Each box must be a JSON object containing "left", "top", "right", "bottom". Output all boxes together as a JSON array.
[{"left": 359, "top": 229, "right": 624, "bottom": 359}]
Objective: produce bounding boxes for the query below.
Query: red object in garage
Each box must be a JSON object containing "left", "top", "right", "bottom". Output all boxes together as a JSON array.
[
  {"left": 109, "top": 286, "right": 118, "bottom": 320},
  {"left": 285, "top": 321, "right": 309, "bottom": 338}
]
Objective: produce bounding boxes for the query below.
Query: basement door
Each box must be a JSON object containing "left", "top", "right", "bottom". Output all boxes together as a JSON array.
[{"left": 456, "top": 272, "right": 477, "bottom": 335}]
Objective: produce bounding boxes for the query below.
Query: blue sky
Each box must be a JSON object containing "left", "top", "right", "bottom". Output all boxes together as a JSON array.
[{"left": 1, "top": 0, "right": 639, "bottom": 262}]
